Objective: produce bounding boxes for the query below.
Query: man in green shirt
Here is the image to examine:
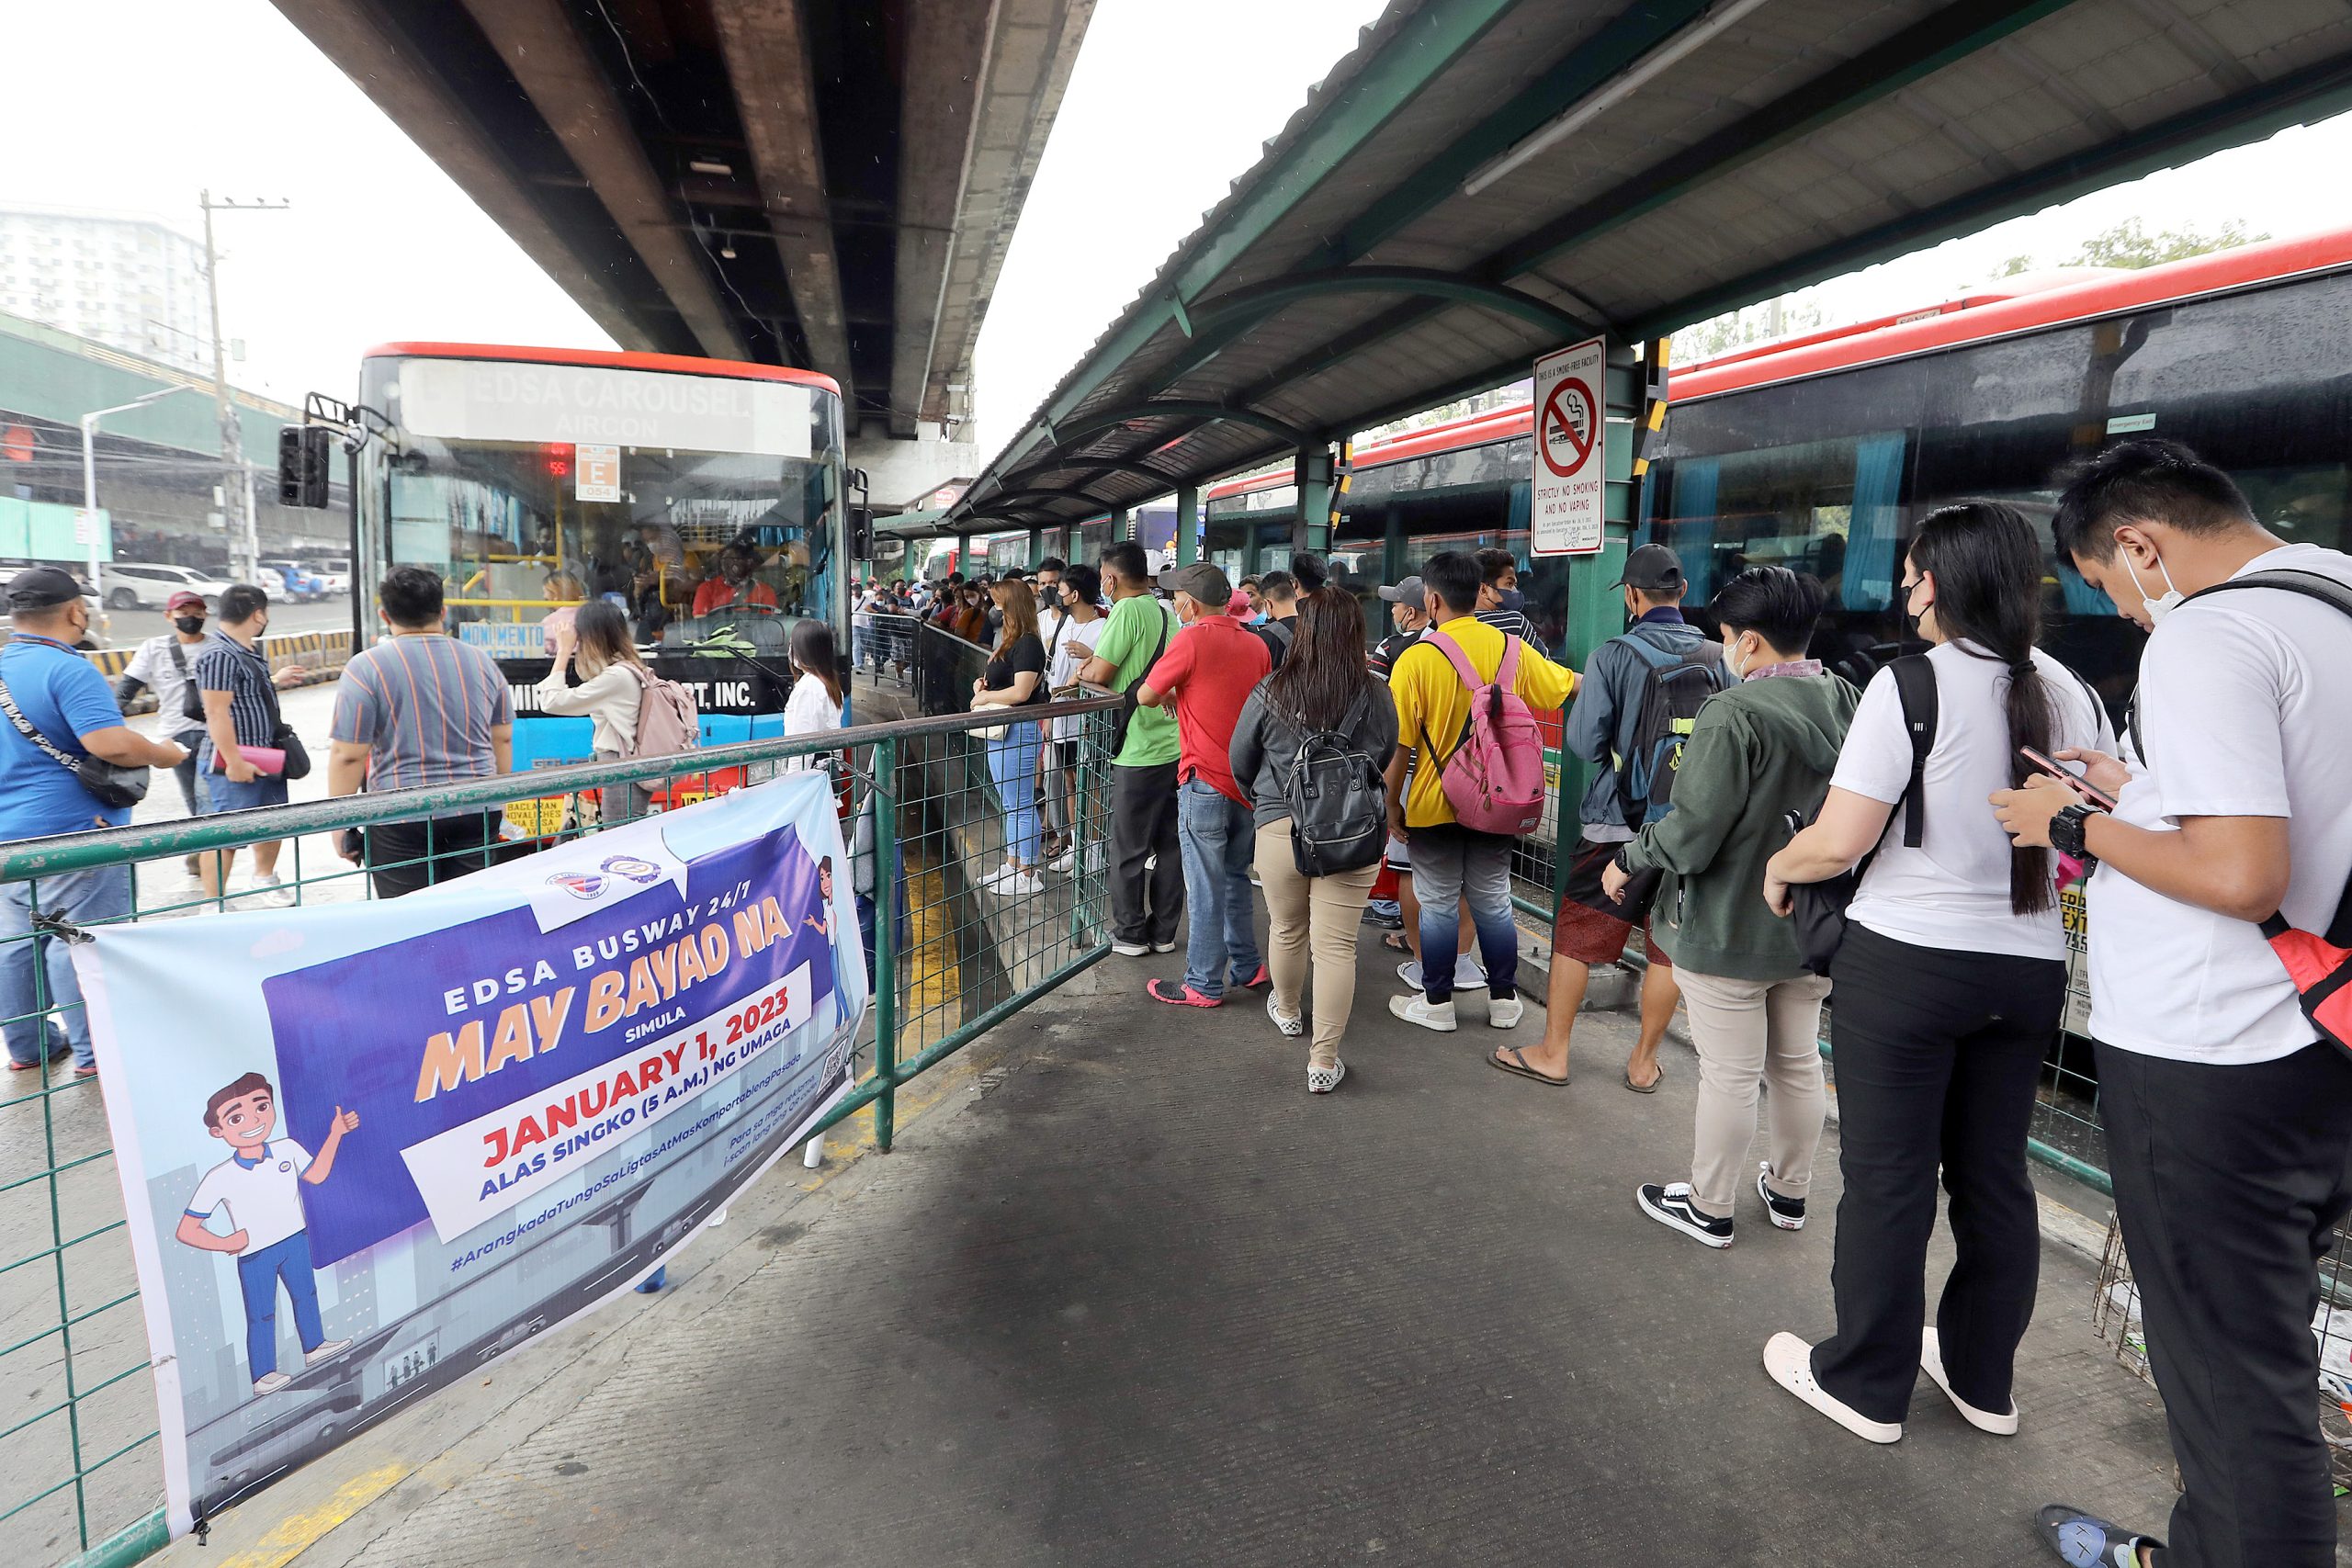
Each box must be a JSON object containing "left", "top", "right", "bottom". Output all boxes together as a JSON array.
[{"left": 1079, "top": 541, "right": 1182, "bottom": 954}]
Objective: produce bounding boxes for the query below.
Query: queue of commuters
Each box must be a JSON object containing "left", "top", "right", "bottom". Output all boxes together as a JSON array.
[{"left": 4, "top": 434, "right": 2348, "bottom": 1565}]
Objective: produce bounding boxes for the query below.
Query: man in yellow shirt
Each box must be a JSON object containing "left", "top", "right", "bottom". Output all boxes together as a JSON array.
[{"left": 1385, "top": 550, "right": 1576, "bottom": 1032}]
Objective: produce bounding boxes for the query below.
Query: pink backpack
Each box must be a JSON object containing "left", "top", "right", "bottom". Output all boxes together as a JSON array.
[
  {"left": 622, "top": 664, "right": 702, "bottom": 763},
  {"left": 1426, "top": 629, "right": 1546, "bottom": 836}
]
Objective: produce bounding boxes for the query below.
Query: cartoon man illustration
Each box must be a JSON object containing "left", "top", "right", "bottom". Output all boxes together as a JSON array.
[{"left": 173, "top": 1072, "right": 360, "bottom": 1396}]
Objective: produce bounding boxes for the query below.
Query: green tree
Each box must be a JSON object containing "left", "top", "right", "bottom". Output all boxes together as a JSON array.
[
  {"left": 1992, "top": 254, "right": 2037, "bottom": 278},
  {"left": 2066, "top": 218, "right": 2267, "bottom": 270}
]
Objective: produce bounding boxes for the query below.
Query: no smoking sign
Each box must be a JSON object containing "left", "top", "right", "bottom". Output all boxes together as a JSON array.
[{"left": 1531, "top": 336, "right": 1609, "bottom": 556}]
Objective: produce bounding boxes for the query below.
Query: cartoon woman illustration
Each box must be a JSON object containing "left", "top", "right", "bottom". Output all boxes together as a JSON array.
[{"left": 804, "top": 857, "right": 853, "bottom": 1073}]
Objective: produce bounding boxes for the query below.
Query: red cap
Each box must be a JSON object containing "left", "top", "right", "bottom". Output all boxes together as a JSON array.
[{"left": 165, "top": 591, "right": 207, "bottom": 613}]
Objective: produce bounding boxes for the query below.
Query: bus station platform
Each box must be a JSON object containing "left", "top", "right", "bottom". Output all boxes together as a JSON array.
[{"left": 160, "top": 927, "right": 2183, "bottom": 1567}]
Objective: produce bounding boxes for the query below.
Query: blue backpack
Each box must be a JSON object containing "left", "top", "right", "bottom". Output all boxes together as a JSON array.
[{"left": 1611, "top": 627, "right": 1731, "bottom": 826}]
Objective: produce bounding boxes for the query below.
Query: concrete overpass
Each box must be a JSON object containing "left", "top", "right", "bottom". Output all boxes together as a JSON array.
[{"left": 270, "top": 0, "right": 1095, "bottom": 502}]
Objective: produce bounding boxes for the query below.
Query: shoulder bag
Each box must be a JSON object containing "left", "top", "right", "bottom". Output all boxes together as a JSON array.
[
  {"left": 1781, "top": 654, "right": 1936, "bottom": 976},
  {"left": 0, "top": 669, "right": 148, "bottom": 808}
]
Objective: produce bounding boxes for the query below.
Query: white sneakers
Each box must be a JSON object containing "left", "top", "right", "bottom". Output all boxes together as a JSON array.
[
  {"left": 1921, "top": 1327, "right": 2019, "bottom": 1434},
  {"left": 1306, "top": 1058, "right": 1346, "bottom": 1094},
  {"left": 1265, "top": 994, "right": 1304, "bottom": 1037},
  {"left": 1049, "top": 848, "right": 1077, "bottom": 874},
  {"left": 1388, "top": 993, "right": 1458, "bottom": 1032},
  {"left": 305, "top": 1337, "right": 352, "bottom": 1366},
  {"left": 1112, "top": 940, "right": 1150, "bottom": 957},
  {"left": 1762, "top": 1332, "right": 1902, "bottom": 1445},
  {"left": 1487, "top": 997, "right": 1523, "bottom": 1029},
  {"left": 978, "top": 863, "right": 1043, "bottom": 897}
]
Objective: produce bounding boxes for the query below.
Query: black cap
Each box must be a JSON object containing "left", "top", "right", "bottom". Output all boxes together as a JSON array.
[
  {"left": 5, "top": 567, "right": 85, "bottom": 610},
  {"left": 1611, "top": 544, "right": 1685, "bottom": 592}
]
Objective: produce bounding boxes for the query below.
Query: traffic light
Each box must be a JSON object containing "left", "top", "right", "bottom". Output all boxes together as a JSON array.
[{"left": 277, "top": 425, "right": 332, "bottom": 509}]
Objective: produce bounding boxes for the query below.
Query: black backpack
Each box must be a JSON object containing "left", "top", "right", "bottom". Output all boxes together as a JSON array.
[
  {"left": 1252, "top": 618, "right": 1292, "bottom": 671},
  {"left": 1110, "top": 604, "right": 1172, "bottom": 755},
  {"left": 1783, "top": 655, "right": 1937, "bottom": 976},
  {"left": 1611, "top": 626, "right": 1730, "bottom": 826},
  {"left": 1280, "top": 687, "right": 1386, "bottom": 877}
]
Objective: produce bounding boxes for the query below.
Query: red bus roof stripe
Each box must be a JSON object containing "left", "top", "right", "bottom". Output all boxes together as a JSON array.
[
  {"left": 361, "top": 342, "right": 842, "bottom": 399},
  {"left": 1197, "top": 226, "right": 2352, "bottom": 503}
]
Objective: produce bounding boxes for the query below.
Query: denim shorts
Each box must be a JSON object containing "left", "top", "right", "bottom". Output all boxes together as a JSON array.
[{"left": 202, "top": 759, "right": 289, "bottom": 814}]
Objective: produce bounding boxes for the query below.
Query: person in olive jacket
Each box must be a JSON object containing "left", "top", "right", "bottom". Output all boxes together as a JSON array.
[{"left": 1600, "top": 568, "right": 1859, "bottom": 1250}]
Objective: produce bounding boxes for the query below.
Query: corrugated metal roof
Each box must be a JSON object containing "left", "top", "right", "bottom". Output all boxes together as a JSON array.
[{"left": 951, "top": 0, "right": 2352, "bottom": 533}]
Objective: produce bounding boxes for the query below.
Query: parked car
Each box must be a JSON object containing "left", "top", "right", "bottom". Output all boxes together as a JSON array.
[
  {"left": 308, "top": 558, "right": 351, "bottom": 597},
  {"left": 99, "top": 562, "right": 232, "bottom": 612},
  {"left": 260, "top": 558, "right": 326, "bottom": 603}
]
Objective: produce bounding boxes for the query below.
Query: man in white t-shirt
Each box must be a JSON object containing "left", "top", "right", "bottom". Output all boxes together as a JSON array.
[
  {"left": 1994, "top": 440, "right": 2352, "bottom": 1568},
  {"left": 173, "top": 1072, "right": 361, "bottom": 1396}
]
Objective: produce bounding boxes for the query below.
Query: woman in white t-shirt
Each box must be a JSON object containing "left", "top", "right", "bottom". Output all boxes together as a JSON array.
[
  {"left": 1758, "top": 502, "right": 2112, "bottom": 1447},
  {"left": 783, "top": 618, "right": 845, "bottom": 773}
]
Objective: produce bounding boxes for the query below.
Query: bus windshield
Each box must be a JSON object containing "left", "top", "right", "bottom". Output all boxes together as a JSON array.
[{"left": 356, "top": 351, "right": 845, "bottom": 660}]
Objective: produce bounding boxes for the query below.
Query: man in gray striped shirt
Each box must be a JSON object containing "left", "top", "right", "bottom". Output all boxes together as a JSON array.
[{"left": 328, "top": 567, "right": 513, "bottom": 898}]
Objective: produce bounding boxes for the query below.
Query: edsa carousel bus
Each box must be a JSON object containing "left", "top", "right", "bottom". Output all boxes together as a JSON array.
[{"left": 282, "top": 343, "right": 853, "bottom": 794}]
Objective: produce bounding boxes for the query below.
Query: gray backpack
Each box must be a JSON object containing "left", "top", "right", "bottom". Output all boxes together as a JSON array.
[{"left": 1279, "top": 687, "right": 1385, "bottom": 877}]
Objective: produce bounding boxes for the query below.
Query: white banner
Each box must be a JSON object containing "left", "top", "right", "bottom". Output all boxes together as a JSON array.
[{"left": 398, "top": 358, "right": 813, "bottom": 457}]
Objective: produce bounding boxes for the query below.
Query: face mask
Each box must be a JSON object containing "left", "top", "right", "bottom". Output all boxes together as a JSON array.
[
  {"left": 175, "top": 616, "right": 206, "bottom": 636},
  {"left": 1498, "top": 587, "right": 1525, "bottom": 613},
  {"left": 1725, "top": 635, "right": 1752, "bottom": 682},
  {"left": 2126, "top": 551, "right": 2186, "bottom": 626}
]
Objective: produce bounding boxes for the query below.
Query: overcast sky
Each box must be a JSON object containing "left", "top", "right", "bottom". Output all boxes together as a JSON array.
[{"left": 7, "top": 1, "right": 2352, "bottom": 459}]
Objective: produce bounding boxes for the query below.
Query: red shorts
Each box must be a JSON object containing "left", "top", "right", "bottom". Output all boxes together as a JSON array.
[{"left": 1552, "top": 838, "right": 1670, "bottom": 969}]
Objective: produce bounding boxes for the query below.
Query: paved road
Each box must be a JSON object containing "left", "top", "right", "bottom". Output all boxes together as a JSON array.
[{"left": 100, "top": 597, "right": 353, "bottom": 651}]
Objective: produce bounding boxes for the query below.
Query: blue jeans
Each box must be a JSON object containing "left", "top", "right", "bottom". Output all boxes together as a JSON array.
[
  {"left": 198, "top": 739, "right": 290, "bottom": 813},
  {"left": 1408, "top": 823, "right": 1519, "bottom": 1004},
  {"left": 236, "top": 1230, "right": 324, "bottom": 1379},
  {"left": 1177, "top": 780, "right": 1262, "bottom": 998},
  {"left": 1, "top": 866, "right": 132, "bottom": 1070},
  {"left": 987, "top": 722, "right": 1044, "bottom": 867}
]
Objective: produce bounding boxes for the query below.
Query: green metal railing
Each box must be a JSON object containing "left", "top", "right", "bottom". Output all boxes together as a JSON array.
[{"left": 4, "top": 692, "right": 1121, "bottom": 1565}]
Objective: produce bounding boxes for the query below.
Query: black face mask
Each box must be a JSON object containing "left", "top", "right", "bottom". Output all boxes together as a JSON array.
[{"left": 175, "top": 616, "right": 206, "bottom": 636}]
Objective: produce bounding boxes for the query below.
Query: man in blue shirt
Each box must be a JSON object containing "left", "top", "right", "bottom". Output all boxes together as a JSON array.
[{"left": 0, "top": 569, "right": 189, "bottom": 1077}]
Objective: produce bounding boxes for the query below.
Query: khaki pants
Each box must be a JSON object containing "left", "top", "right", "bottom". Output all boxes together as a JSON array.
[
  {"left": 1252, "top": 821, "right": 1379, "bottom": 1069},
  {"left": 1676, "top": 966, "right": 1833, "bottom": 1214}
]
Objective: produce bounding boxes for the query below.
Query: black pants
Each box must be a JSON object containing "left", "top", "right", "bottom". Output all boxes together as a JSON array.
[
  {"left": 365, "top": 810, "right": 503, "bottom": 900},
  {"left": 2101, "top": 1038, "right": 2352, "bottom": 1568},
  {"left": 1811, "top": 924, "right": 2065, "bottom": 1424},
  {"left": 1110, "top": 761, "right": 1182, "bottom": 946}
]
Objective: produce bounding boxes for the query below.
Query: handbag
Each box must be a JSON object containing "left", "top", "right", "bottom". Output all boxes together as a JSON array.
[
  {"left": 0, "top": 670, "right": 148, "bottom": 809},
  {"left": 1782, "top": 655, "right": 1935, "bottom": 976},
  {"left": 261, "top": 665, "right": 311, "bottom": 780}
]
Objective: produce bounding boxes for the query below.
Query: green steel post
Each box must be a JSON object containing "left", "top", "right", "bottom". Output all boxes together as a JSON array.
[
  {"left": 1174, "top": 486, "right": 1198, "bottom": 565},
  {"left": 1026, "top": 527, "right": 1042, "bottom": 570},
  {"left": 871, "top": 736, "right": 899, "bottom": 1152},
  {"left": 1294, "top": 445, "right": 1333, "bottom": 555},
  {"left": 1113, "top": 505, "right": 1133, "bottom": 544},
  {"left": 1552, "top": 340, "right": 1645, "bottom": 909}
]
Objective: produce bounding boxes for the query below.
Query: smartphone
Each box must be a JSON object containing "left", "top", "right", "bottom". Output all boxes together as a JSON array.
[{"left": 2019, "top": 746, "right": 2120, "bottom": 812}]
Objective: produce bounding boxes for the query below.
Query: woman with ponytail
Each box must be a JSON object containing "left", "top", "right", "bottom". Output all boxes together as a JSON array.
[{"left": 1758, "top": 502, "right": 2113, "bottom": 1446}]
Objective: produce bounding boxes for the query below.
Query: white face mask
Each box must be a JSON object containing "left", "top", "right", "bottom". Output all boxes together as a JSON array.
[
  {"left": 2126, "top": 551, "right": 2186, "bottom": 626},
  {"left": 1725, "top": 633, "right": 1753, "bottom": 682}
]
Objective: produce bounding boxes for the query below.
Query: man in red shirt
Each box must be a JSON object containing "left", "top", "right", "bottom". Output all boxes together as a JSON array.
[
  {"left": 1136, "top": 561, "right": 1271, "bottom": 1006},
  {"left": 691, "top": 546, "right": 779, "bottom": 617}
]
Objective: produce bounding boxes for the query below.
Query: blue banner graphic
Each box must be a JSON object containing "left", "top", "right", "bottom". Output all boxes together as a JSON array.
[{"left": 75, "top": 775, "right": 865, "bottom": 1538}]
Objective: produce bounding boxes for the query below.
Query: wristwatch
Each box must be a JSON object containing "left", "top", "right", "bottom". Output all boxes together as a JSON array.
[{"left": 2048, "top": 800, "right": 2098, "bottom": 861}]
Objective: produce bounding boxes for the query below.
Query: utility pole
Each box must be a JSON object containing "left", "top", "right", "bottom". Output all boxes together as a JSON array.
[{"left": 199, "top": 191, "right": 289, "bottom": 582}]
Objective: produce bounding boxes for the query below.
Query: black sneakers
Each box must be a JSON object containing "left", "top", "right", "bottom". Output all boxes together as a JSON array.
[
  {"left": 1757, "top": 1163, "right": 1807, "bottom": 1230},
  {"left": 1636, "top": 1181, "right": 1734, "bottom": 1247}
]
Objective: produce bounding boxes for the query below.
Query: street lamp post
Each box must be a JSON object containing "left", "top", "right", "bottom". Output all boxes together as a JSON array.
[{"left": 80, "top": 386, "right": 198, "bottom": 604}]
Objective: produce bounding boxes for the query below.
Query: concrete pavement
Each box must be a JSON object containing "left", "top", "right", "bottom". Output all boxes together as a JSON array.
[{"left": 156, "top": 920, "right": 2190, "bottom": 1567}]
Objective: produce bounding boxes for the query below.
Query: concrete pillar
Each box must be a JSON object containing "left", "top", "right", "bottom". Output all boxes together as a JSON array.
[{"left": 1173, "top": 486, "right": 1198, "bottom": 566}]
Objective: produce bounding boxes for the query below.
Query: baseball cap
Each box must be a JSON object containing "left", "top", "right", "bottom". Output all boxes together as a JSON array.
[
  {"left": 5, "top": 567, "right": 85, "bottom": 610},
  {"left": 1226, "top": 588, "right": 1252, "bottom": 617},
  {"left": 1377, "top": 575, "right": 1427, "bottom": 608},
  {"left": 1157, "top": 561, "right": 1232, "bottom": 605},
  {"left": 1611, "top": 544, "right": 1686, "bottom": 592},
  {"left": 165, "top": 590, "right": 207, "bottom": 613}
]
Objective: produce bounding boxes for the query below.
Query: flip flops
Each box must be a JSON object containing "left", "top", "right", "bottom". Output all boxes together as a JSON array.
[
  {"left": 1487, "top": 1045, "right": 1566, "bottom": 1087},
  {"left": 1623, "top": 1063, "right": 1665, "bottom": 1094}
]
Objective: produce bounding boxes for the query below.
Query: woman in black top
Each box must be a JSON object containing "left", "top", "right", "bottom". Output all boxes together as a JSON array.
[
  {"left": 1229, "top": 586, "right": 1398, "bottom": 1092},
  {"left": 970, "top": 580, "right": 1048, "bottom": 896}
]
